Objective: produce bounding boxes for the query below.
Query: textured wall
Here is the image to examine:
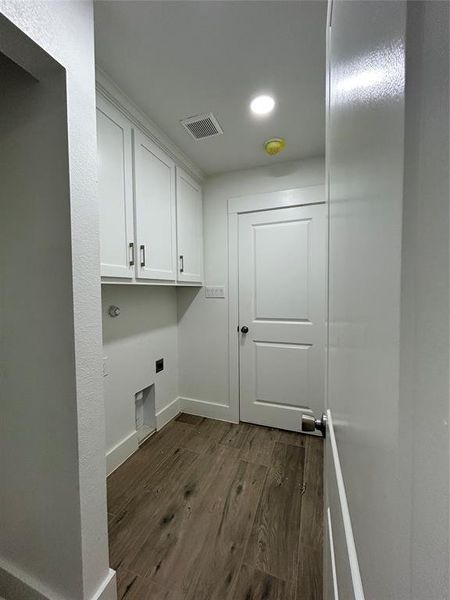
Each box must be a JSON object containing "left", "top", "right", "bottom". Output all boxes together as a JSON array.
[
  {"left": 0, "top": 2, "right": 110, "bottom": 599},
  {"left": 326, "top": 0, "right": 449, "bottom": 598},
  {"left": 401, "top": 2, "right": 450, "bottom": 597},
  {"left": 326, "top": 2, "right": 409, "bottom": 597},
  {"left": 102, "top": 285, "right": 179, "bottom": 457}
]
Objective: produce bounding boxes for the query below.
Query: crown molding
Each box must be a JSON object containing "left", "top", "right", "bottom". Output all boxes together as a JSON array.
[{"left": 96, "top": 68, "right": 204, "bottom": 183}]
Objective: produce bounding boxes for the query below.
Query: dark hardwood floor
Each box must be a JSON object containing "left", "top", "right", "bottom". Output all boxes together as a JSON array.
[{"left": 107, "top": 414, "right": 324, "bottom": 600}]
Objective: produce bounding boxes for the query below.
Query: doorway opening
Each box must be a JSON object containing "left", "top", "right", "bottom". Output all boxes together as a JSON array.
[
  {"left": 94, "top": 2, "right": 328, "bottom": 598},
  {"left": 228, "top": 187, "right": 326, "bottom": 431},
  {"left": 0, "top": 18, "right": 85, "bottom": 597}
]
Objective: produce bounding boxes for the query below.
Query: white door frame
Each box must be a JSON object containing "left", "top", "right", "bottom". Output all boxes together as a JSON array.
[{"left": 227, "top": 184, "right": 326, "bottom": 424}]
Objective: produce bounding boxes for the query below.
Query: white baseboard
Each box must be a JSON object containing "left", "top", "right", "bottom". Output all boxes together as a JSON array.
[
  {"left": 156, "top": 396, "right": 181, "bottom": 430},
  {"left": 106, "top": 397, "right": 236, "bottom": 476},
  {"left": 327, "top": 507, "right": 339, "bottom": 600},
  {"left": 106, "top": 431, "right": 138, "bottom": 476},
  {"left": 90, "top": 569, "right": 117, "bottom": 600},
  {"left": 0, "top": 560, "right": 116, "bottom": 600},
  {"left": 0, "top": 559, "right": 47, "bottom": 600},
  {"left": 328, "top": 409, "right": 365, "bottom": 600},
  {"left": 179, "top": 396, "right": 238, "bottom": 423},
  {"left": 106, "top": 398, "right": 182, "bottom": 475}
]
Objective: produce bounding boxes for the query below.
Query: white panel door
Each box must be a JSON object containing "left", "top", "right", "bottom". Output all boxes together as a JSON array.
[
  {"left": 176, "top": 168, "right": 203, "bottom": 283},
  {"left": 96, "top": 97, "right": 134, "bottom": 278},
  {"left": 239, "top": 204, "right": 326, "bottom": 431},
  {"left": 133, "top": 130, "right": 176, "bottom": 281}
]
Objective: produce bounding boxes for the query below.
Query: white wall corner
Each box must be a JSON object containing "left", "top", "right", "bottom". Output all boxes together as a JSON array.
[
  {"left": 90, "top": 569, "right": 117, "bottom": 600},
  {"left": 0, "top": 559, "right": 48, "bottom": 600},
  {"left": 179, "top": 396, "right": 238, "bottom": 423},
  {"left": 0, "top": 559, "right": 112, "bottom": 600}
]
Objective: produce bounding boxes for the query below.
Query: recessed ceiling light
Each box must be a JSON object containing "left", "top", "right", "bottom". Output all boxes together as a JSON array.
[{"left": 250, "top": 95, "right": 275, "bottom": 116}]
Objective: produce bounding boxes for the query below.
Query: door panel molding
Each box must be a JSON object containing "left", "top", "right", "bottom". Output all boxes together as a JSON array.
[{"left": 227, "top": 185, "right": 325, "bottom": 425}]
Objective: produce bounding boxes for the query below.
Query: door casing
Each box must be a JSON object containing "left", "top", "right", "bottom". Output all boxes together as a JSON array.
[{"left": 227, "top": 184, "right": 326, "bottom": 424}]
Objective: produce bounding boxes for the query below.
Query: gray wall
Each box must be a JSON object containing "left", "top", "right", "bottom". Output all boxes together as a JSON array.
[
  {"left": 102, "top": 285, "right": 179, "bottom": 461},
  {"left": 401, "top": 2, "right": 450, "bottom": 596},
  {"left": 326, "top": 0, "right": 449, "bottom": 598},
  {"left": 326, "top": 3, "right": 409, "bottom": 596},
  {"left": 0, "top": 3, "right": 110, "bottom": 599}
]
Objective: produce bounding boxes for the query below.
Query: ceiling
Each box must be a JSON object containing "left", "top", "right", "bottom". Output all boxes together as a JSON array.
[{"left": 94, "top": 1, "right": 327, "bottom": 176}]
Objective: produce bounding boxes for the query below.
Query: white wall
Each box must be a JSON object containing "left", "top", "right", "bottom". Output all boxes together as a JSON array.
[
  {"left": 325, "top": 1, "right": 449, "bottom": 598},
  {"left": 0, "top": 3, "right": 112, "bottom": 600},
  {"left": 326, "top": 2, "right": 410, "bottom": 597},
  {"left": 177, "top": 157, "right": 325, "bottom": 421},
  {"left": 102, "top": 285, "right": 179, "bottom": 472},
  {"left": 401, "top": 2, "right": 449, "bottom": 596}
]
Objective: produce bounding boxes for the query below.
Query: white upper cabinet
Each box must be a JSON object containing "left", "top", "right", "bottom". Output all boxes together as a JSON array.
[
  {"left": 133, "top": 130, "right": 177, "bottom": 281},
  {"left": 176, "top": 169, "right": 204, "bottom": 283},
  {"left": 96, "top": 91, "right": 203, "bottom": 286},
  {"left": 97, "top": 97, "right": 134, "bottom": 278}
]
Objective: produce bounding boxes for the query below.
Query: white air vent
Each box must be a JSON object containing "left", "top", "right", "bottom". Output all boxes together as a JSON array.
[{"left": 180, "top": 113, "right": 223, "bottom": 140}]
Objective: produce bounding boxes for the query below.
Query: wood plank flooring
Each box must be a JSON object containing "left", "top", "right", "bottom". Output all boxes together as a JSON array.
[{"left": 107, "top": 414, "right": 324, "bottom": 600}]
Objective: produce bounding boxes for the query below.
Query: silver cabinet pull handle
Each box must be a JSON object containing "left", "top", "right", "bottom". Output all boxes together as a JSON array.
[
  {"left": 129, "top": 242, "right": 135, "bottom": 266},
  {"left": 140, "top": 245, "right": 146, "bottom": 267},
  {"left": 179, "top": 255, "right": 184, "bottom": 273}
]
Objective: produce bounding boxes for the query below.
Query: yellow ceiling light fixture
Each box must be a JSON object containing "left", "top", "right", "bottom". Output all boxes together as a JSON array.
[{"left": 264, "top": 138, "right": 285, "bottom": 156}]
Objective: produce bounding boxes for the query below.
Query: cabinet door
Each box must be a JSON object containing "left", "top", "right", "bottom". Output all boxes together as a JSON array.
[
  {"left": 97, "top": 97, "right": 134, "bottom": 278},
  {"left": 134, "top": 130, "right": 176, "bottom": 281},
  {"left": 176, "top": 169, "right": 204, "bottom": 283}
]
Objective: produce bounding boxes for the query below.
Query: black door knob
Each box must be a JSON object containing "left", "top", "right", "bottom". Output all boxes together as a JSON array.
[{"left": 241, "top": 326, "right": 249, "bottom": 334}]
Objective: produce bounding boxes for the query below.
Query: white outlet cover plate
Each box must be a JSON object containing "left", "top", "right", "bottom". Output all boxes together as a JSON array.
[{"left": 205, "top": 286, "right": 225, "bottom": 298}]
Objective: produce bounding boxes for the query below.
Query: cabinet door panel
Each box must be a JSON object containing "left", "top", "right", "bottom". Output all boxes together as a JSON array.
[
  {"left": 134, "top": 131, "right": 176, "bottom": 281},
  {"left": 176, "top": 169, "right": 203, "bottom": 283},
  {"left": 97, "top": 97, "right": 134, "bottom": 278}
]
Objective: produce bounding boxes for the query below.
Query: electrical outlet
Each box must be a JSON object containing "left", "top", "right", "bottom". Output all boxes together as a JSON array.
[{"left": 205, "top": 286, "right": 225, "bottom": 299}]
